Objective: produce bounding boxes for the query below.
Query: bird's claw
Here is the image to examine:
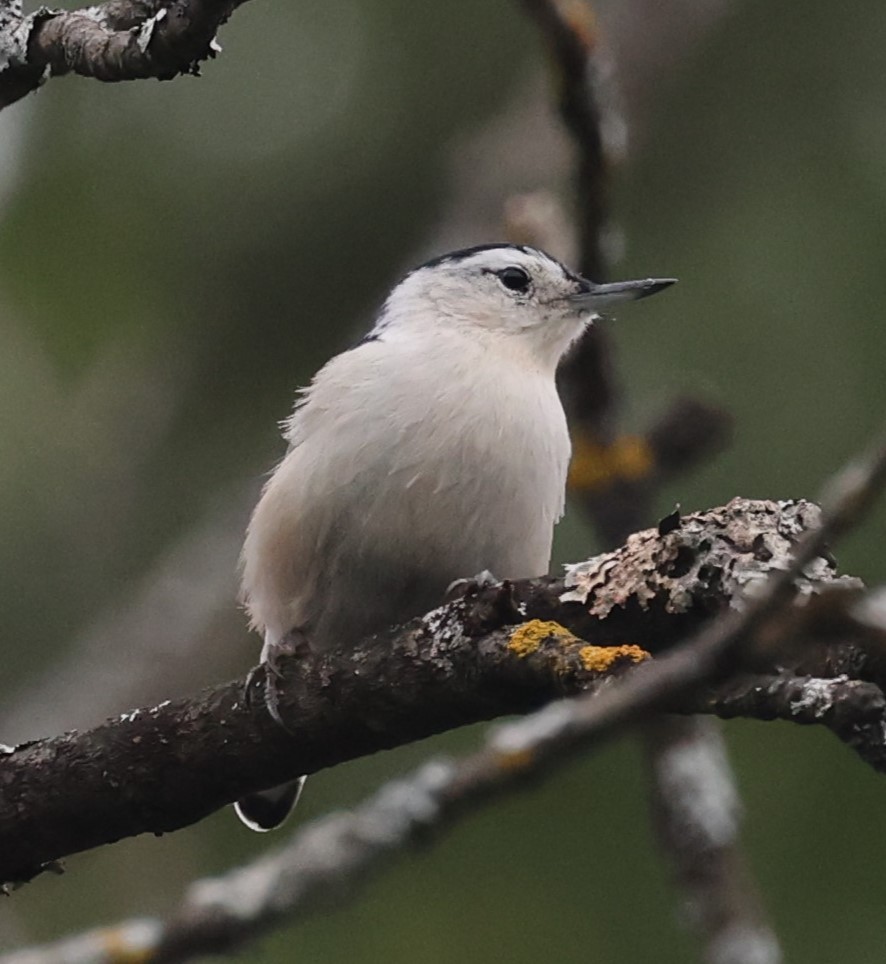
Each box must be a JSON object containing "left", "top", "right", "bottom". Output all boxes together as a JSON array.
[{"left": 445, "top": 569, "right": 500, "bottom": 602}]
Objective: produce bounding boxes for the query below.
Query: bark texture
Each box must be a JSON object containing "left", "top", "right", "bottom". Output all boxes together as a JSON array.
[{"left": 0, "top": 0, "right": 247, "bottom": 109}]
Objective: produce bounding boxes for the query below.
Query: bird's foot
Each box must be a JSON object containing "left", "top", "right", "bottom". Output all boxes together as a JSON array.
[{"left": 445, "top": 569, "right": 500, "bottom": 602}]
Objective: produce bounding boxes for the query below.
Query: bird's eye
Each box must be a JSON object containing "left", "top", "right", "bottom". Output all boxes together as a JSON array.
[{"left": 496, "top": 266, "right": 532, "bottom": 293}]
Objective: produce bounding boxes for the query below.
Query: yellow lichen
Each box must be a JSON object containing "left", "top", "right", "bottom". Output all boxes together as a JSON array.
[
  {"left": 562, "top": 1, "right": 598, "bottom": 54},
  {"left": 100, "top": 930, "right": 153, "bottom": 964},
  {"left": 495, "top": 747, "right": 536, "bottom": 772},
  {"left": 578, "top": 644, "right": 650, "bottom": 673},
  {"left": 508, "top": 619, "right": 577, "bottom": 657},
  {"left": 568, "top": 433, "right": 654, "bottom": 493}
]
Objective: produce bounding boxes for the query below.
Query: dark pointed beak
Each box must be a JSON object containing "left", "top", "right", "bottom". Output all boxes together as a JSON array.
[{"left": 568, "top": 277, "right": 676, "bottom": 308}]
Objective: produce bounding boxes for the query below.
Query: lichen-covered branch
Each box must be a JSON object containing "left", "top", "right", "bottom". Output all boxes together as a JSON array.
[
  {"left": 0, "top": 494, "right": 880, "bottom": 888},
  {"left": 0, "top": 0, "right": 249, "bottom": 110}
]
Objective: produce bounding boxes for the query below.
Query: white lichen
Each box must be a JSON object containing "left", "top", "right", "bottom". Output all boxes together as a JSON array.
[
  {"left": 789, "top": 676, "right": 847, "bottom": 719},
  {"left": 136, "top": 7, "right": 167, "bottom": 54},
  {"left": 655, "top": 729, "right": 740, "bottom": 848},
  {"left": 490, "top": 701, "right": 575, "bottom": 755},
  {"left": 561, "top": 499, "right": 860, "bottom": 618},
  {"left": 422, "top": 603, "right": 466, "bottom": 650},
  {"left": 707, "top": 924, "right": 783, "bottom": 964}
]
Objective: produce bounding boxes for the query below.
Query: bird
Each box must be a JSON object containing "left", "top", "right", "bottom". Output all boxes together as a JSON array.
[{"left": 235, "top": 243, "right": 674, "bottom": 830}]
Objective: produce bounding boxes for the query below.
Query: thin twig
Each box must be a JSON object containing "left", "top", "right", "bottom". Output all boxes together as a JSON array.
[
  {"left": 521, "top": 0, "right": 620, "bottom": 442},
  {"left": 520, "top": 0, "right": 610, "bottom": 279}
]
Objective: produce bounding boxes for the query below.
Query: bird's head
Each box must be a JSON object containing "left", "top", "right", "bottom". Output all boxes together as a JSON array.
[{"left": 372, "top": 244, "right": 675, "bottom": 371}]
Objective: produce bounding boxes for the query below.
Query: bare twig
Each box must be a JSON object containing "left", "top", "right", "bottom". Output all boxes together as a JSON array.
[
  {"left": 517, "top": 1, "right": 733, "bottom": 543},
  {"left": 521, "top": 0, "right": 623, "bottom": 451},
  {"left": 0, "top": 0, "right": 250, "bottom": 110},
  {"left": 520, "top": 0, "right": 613, "bottom": 280}
]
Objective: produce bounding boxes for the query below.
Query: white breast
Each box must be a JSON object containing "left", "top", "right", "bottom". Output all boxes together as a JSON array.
[{"left": 241, "top": 329, "right": 571, "bottom": 651}]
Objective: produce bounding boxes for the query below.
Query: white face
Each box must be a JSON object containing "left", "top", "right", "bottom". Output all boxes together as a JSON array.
[{"left": 372, "top": 244, "right": 673, "bottom": 371}]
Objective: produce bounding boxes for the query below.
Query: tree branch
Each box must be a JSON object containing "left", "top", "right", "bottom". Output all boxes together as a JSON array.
[
  {"left": 3, "top": 662, "right": 886, "bottom": 962},
  {"left": 0, "top": 493, "right": 879, "bottom": 887},
  {"left": 521, "top": 0, "right": 623, "bottom": 450},
  {"left": 644, "top": 716, "right": 782, "bottom": 964},
  {"left": 0, "top": 0, "right": 249, "bottom": 110}
]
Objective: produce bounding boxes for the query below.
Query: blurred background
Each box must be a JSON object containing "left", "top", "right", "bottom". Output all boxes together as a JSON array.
[{"left": 2, "top": 0, "right": 886, "bottom": 960}]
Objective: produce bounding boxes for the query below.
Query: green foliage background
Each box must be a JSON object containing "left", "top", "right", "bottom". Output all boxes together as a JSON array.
[{"left": 2, "top": 0, "right": 886, "bottom": 960}]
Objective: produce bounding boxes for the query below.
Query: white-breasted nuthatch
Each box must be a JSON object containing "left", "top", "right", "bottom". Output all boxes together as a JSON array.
[{"left": 235, "top": 244, "right": 674, "bottom": 830}]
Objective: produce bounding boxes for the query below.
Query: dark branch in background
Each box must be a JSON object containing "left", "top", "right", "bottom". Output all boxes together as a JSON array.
[
  {"left": 4, "top": 447, "right": 886, "bottom": 963},
  {"left": 2, "top": 494, "right": 881, "bottom": 889},
  {"left": 516, "top": 3, "right": 756, "bottom": 962},
  {"left": 521, "top": 0, "right": 620, "bottom": 443},
  {"left": 521, "top": 0, "right": 732, "bottom": 517},
  {"left": 0, "top": 0, "right": 250, "bottom": 110},
  {"left": 521, "top": 0, "right": 610, "bottom": 281},
  {"left": 569, "top": 394, "right": 733, "bottom": 547}
]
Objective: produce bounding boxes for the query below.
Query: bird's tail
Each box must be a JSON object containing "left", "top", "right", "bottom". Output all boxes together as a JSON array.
[{"left": 234, "top": 776, "right": 306, "bottom": 832}]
